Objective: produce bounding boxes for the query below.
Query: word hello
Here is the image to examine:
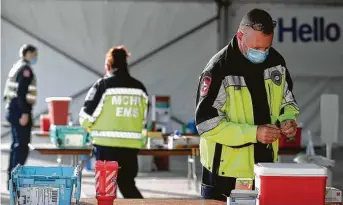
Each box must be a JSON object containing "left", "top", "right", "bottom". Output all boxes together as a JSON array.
[{"left": 278, "top": 17, "right": 341, "bottom": 42}]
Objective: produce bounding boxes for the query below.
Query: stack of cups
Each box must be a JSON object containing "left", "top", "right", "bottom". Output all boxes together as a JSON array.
[{"left": 95, "top": 161, "right": 119, "bottom": 205}]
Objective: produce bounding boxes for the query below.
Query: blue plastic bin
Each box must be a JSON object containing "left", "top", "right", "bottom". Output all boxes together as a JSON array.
[{"left": 9, "top": 165, "right": 81, "bottom": 205}]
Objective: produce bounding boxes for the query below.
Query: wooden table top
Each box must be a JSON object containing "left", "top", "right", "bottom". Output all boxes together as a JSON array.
[
  {"left": 29, "top": 142, "right": 319, "bottom": 156},
  {"left": 29, "top": 143, "right": 198, "bottom": 156},
  {"left": 73, "top": 199, "right": 225, "bottom": 205},
  {"left": 31, "top": 131, "right": 201, "bottom": 138},
  {"left": 32, "top": 130, "right": 50, "bottom": 137}
]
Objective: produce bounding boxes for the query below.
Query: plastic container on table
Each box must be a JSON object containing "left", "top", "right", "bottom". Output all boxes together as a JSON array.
[
  {"left": 46, "top": 97, "right": 72, "bottom": 125},
  {"left": 49, "top": 125, "right": 89, "bottom": 148},
  {"left": 9, "top": 165, "right": 81, "bottom": 205},
  {"left": 254, "top": 163, "right": 327, "bottom": 205},
  {"left": 95, "top": 161, "right": 119, "bottom": 205}
]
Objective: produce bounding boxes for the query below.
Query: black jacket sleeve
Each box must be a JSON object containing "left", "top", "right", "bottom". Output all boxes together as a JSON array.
[
  {"left": 16, "top": 66, "right": 33, "bottom": 114},
  {"left": 82, "top": 79, "right": 105, "bottom": 116}
]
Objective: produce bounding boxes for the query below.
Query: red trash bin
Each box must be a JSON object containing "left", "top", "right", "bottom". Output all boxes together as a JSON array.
[
  {"left": 95, "top": 161, "right": 119, "bottom": 205},
  {"left": 46, "top": 97, "right": 72, "bottom": 125}
]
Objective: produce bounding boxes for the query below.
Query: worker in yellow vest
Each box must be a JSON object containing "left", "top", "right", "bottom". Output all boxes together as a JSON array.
[
  {"left": 3, "top": 44, "right": 38, "bottom": 189},
  {"left": 79, "top": 46, "right": 148, "bottom": 198},
  {"left": 195, "top": 9, "right": 299, "bottom": 201}
]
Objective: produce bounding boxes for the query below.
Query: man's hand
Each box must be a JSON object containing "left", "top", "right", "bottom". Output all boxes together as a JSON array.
[
  {"left": 257, "top": 125, "right": 281, "bottom": 144},
  {"left": 280, "top": 120, "right": 297, "bottom": 138},
  {"left": 19, "top": 114, "right": 29, "bottom": 126}
]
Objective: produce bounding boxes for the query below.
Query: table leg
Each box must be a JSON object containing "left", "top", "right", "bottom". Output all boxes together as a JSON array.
[
  {"left": 278, "top": 155, "right": 282, "bottom": 162},
  {"left": 187, "top": 155, "right": 192, "bottom": 190},
  {"left": 71, "top": 155, "right": 79, "bottom": 167},
  {"left": 80, "top": 154, "right": 91, "bottom": 171},
  {"left": 191, "top": 155, "right": 198, "bottom": 193},
  {"left": 57, "top": 155, "right": 62, "bottom": 166}
]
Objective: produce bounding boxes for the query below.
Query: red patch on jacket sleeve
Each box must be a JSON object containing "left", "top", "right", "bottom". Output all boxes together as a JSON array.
[
  {"left": 23, "top": 69, "right": 31, "bottom": 78},
  {"left": 200, "top": 76, "right": 212, "bottom": 97}
]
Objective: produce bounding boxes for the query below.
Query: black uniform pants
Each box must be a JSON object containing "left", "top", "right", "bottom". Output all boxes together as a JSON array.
[
  {"left": 6, "top": 110, "right": 32, "bottom": 180},
  {"left": 94, "top": 145, "right": 143, "bottom": 199}
]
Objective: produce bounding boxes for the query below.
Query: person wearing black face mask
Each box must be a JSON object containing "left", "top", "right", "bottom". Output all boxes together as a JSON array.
[
  {"left": 194, "top": 9, "right": 299, "bottom": 201},
  {"left": 79, "top": 46, "right": 148, "bottom": 198},
  {"left": 3, "top": 44, "right": 38, "bottom": 189}
]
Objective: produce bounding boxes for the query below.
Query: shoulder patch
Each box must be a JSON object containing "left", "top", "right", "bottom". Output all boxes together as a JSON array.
[
  {"left": 85, "top": 87, "right": 97, "bottom": 101},
  {"left": 23, "top": 69, "right": 31, "bottom": 78},
  {"left": 200, "top": 76, "right": 212, "bottom": 97},
  {"left": 271, "top": 70, "right": 282, "bottom": 86}
]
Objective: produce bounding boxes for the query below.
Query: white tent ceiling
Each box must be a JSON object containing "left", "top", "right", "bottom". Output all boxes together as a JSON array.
[{"left": 2, "top": 0, "right": 343, "bottom": 144}]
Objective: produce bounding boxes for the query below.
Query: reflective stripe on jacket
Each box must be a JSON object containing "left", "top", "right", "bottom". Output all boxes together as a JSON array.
[{"left": 3, "top": 60, "right": 37, "bottom": 112}]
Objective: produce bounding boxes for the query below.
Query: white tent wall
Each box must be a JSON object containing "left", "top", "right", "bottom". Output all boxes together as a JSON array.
[
  {"left": 2, "top": 0, "right": 343, "bottom": 146},
  {"left": 226, "top": 3, "right": 343, "bottom": 145},
  {"left": 1, "top": 0, "right": 217, "bottom": 73},
  {"left": 1, "top": 0, "right": 218, "bottom": 136},
  {"left": 1, "top": 20, "right": 100, "bottom": 136}
]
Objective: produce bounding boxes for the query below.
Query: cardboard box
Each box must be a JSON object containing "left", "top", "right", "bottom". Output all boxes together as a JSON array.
[
  {"left": 227, "top": 190, "right": 258, "bottom": 205},
  {"left": 235, "top": 178, "right": 253, "bottom": 190},
  {"left": 326, "top": 187, "right": 342, "bottom": 204}
]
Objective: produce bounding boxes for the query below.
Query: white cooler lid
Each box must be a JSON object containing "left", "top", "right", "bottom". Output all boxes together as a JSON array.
[
  {"left": 254, "top": 163, "right": 327, "bottom": 176},
  {"left": 46, "top": 97, "right": 72, "bottom": 102}
]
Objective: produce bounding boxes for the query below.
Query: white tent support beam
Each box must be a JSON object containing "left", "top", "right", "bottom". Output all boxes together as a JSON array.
[
  {"left": 217, "top": 0, "right": 230, "bottom": 49},
  {"left": 51, "top": 0, "right": 343, "bottom": 5}
]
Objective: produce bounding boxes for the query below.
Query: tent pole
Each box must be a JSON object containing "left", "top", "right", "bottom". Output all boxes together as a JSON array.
[{"left": 217, "top": 0, "right": 231, "bottom": 50}]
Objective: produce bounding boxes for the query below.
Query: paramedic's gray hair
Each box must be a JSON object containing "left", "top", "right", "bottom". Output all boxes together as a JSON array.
[{"left": 239, "top": 8, "right": 276, "bottom": 35}]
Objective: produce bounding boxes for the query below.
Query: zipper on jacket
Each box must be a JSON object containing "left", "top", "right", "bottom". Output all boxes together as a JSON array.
[
  {"left": 267, "top": 83, "right": 273, "bottom": 150},
  {"left": 268, "top": 83, "right": 272, "bottom": 117}
]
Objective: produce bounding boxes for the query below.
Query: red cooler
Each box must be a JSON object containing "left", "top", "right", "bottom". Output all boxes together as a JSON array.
[
  {"left": 255, "top": 163, "right": 327, "bottom": 205},
  {"left": 46, "top": 97, "right": 72, "bottom": 125},
  {"left": 95, "top": 161, "right": 119, "bottom": 205}
]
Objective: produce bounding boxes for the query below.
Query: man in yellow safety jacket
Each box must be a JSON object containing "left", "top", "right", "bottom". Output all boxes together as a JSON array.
[
  {"left": 195, "top": 9, "right": 299, "bottom": 201},
  {"left": 79, "top": 46, "right": 148, "bottom": 198}
]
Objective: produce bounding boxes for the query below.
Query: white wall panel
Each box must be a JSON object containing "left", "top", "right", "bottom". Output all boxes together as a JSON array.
[{"left": 227, "top": 3, "right": 343, "bottom": 76}]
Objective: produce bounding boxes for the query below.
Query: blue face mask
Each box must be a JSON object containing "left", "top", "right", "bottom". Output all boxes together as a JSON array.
[
  {"left": 30, "top": 57, "right": 37, "bottom": 65},
  {"left": 246, "top": 48, "right": 269, "bottom": 64}
]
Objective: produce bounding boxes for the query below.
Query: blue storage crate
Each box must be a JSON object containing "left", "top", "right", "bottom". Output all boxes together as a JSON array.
[
  {"left": 9, "top": 165, "right": 81, "bottom": 205},
  {"left": 50, "top": 125, "right": 90, "bottom": 148}
]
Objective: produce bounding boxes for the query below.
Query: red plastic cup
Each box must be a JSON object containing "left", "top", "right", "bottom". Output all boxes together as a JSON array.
[
  {"left": 95, "top": 161, "right": 119, "bottom": 205},
  {"left": 40, "top": 114, "right": 50, "bottom": 132},
  {"left": 96, "top": 196, "right": 115, "bottom": 205},
  {"left": 46, "top": 97, "right": 72, "bottom": 125}
]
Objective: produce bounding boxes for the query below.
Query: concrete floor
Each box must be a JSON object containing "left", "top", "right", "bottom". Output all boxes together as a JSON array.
[{"left": 0, "top": 135, "right": 342, "bottom": 204}]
